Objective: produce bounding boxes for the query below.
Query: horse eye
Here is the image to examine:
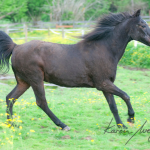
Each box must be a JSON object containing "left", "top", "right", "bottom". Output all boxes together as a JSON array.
[
  {"left": 141, "top": 25, "right": 146, "bottom": 28},
  {"left": 137, "top": 24, "right": 146, "bottom": 28}
]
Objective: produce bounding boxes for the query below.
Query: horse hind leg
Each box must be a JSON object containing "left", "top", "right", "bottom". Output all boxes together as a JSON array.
[
  {"left": 6, "top": 77, "right": 30, "bottom": 125},
  {"left": 31, "top": 80, "right": 70, "bottom": 131}
]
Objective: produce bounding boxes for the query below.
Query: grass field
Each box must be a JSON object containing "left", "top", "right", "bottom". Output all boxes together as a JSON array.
[
  {"left": 1, "top": 30, "right": 150, "bottom": 149},
  {"left": 1, "top": 66, "right": 150, "bottom": 150}
]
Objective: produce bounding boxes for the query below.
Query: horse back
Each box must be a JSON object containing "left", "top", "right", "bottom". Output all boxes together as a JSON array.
[{"left": 11, "top": 40, "right": 94, "bottom": 87}]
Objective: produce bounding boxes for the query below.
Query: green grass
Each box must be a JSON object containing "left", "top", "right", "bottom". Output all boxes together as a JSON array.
[
  {"left": 1, "top": 30, "right": 150, "bottom": 149},
  {"left": 1, "top": 66, "right": 150, "bottom": 149}
]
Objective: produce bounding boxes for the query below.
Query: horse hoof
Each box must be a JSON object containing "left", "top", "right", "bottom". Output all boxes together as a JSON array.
[
  {"left": 117, "top": 124, "right": 128, "bottom": 129},
  {"left": 62, "top": 126, "right": 70, "bottom": 131}
]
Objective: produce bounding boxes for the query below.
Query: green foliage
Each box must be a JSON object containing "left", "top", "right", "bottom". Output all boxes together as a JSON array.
[
  {"left": 120, "top": 42, "right": 150, "bottom": 68},
  {"left": 41, "top": 14, "right": 50, "bottom": 22},
  {"left": 61, "top": 11, "right": 74, "bottom": 21},
  {"left": 84, "top": 0, "right": 111, "bottom": 20},
  {"left": 0, "top": 0, "right": 28, "bottom": 22},
  {"left": 0, "top": 0, "right": 150, "bottom": 23},
  {"left": 27, "top": 0, "right": 46, "bottom": 22},
  {"left": 143, "top": 0, "right": 150, "bottom": 11}
]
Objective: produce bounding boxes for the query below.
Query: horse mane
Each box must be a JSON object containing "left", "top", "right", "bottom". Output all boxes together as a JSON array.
[{"left": 81, "top": 12, "right": 132, "bottom": 42}]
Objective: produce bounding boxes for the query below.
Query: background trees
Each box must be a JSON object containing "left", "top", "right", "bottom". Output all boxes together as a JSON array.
[
  {"left": 0, "top": 0, "right": 149, "bottom": 23},
  {"left": 0, "top": 0, "right": 27, "bottom": 22}
]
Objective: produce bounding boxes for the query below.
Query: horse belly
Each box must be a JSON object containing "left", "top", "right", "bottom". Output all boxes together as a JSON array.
[{"left": 44, "top": 71, "right": 94, "bottom": 88}]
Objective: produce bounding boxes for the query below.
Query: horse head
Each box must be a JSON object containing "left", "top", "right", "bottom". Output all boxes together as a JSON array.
[{"left": 129, "top": 9, "right": 150, "bottom": 46}]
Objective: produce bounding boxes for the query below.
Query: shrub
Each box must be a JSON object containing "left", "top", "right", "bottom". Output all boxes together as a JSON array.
[{"left": 120, "top": 42, "right": 150, "bottom": 68}]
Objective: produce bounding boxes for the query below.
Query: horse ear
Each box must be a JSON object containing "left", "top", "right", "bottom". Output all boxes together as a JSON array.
[{"left": 132, "top": 9, "right": 141, "bottom": 17}]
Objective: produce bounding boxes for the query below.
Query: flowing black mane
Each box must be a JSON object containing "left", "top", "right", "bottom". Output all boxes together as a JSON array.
[{"left": 82, "top": 12, "right": 132, "bottom": 42}]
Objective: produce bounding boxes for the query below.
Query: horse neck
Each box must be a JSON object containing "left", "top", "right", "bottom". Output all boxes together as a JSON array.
[{"left": 105, "top": 23, "right": 132, "bottom": 62}]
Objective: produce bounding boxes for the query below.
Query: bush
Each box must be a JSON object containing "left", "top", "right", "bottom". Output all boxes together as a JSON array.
[{"left": 120, "top": 42, "right": 150, "bottom": 68}]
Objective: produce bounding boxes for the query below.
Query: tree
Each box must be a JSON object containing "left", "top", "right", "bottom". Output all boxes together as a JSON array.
[
  {"left": 0, "top": 0, "right": 28, "bottom": 22},
  {"left": 84, "top": 0, "right": 111, "bottom": 21},
  {"left": 42, "top": 0, "right": 110, "bottom": 21},
  {"left": 0, "top": 0, "right": 149, "bottom": 23},
  {"left": 143, "top": 0, "right": 150, "bottom": 15},
  {"left": 27, "top": 0, "right": 46, "bottom": 23},
  {"left": 113, "top": 0, "right": 148, "bottom": 15}
]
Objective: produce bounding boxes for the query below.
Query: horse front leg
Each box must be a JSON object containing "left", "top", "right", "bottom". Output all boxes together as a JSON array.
[
  {"left": 103, "top": 92, "right": 127, "bottom": 128},
  {"left": 97, "top": 80, "right": 134, "bottom": 127},
  {"left": 31, "top": 81, "right": 70, "bottom": 131}
]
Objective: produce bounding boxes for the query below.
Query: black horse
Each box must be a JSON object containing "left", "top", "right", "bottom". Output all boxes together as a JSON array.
[{"left": 0, "top": 9, "right": 150, "bottom": 131}]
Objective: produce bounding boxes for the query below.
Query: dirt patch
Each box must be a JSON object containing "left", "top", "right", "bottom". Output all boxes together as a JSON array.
[
  {"left": 143, "top": 72, "right": 150, "bottom": 77},
  {"left": 82, "top": 136, "right": 93, "bottom": 140},
  {"left": 121, "top": 65, "right": 150, "bottom": 71},
  {"left": 61, "top": 135, "right": 71, "bottom": 139},
  {"left": 40, "top": 126, "right": 48, "bottom": 128}
]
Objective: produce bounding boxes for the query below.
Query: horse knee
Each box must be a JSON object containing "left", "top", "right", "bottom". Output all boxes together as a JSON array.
[
  {"left": 96, "top": 81, "right": 110, "bottom": 91},
  {"left": 123, "top": 94, "right": 130, "bottom": 101},
  {"left": 36, "top": 101, "right": 42, "bottom": 107},
  {"left": 36, "top": 100, "right": 47, "bottom": 109}
]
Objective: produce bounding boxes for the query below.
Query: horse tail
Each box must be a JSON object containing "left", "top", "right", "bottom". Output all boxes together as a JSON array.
[{"left": 0, "top": 30, "right": 16, "bottom": 74}]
